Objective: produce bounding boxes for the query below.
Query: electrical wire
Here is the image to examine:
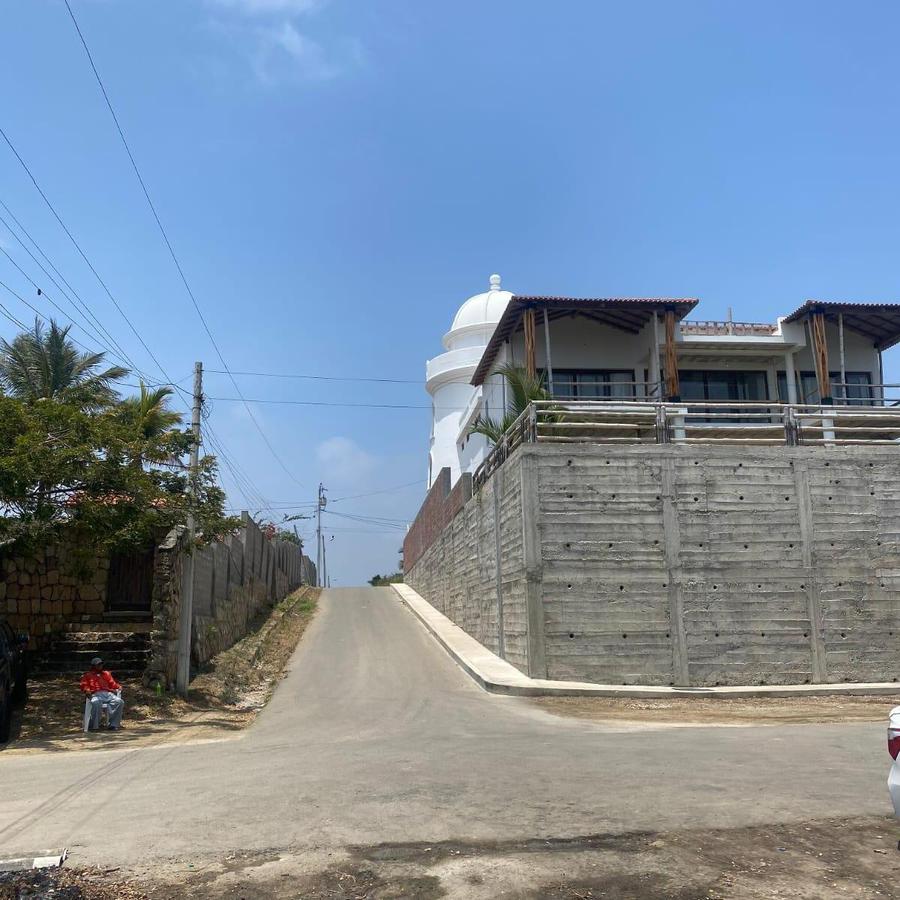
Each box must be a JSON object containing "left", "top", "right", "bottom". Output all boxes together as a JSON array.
[
  {"left": 0, "top": 241, "right": 140, "bottom": 370},
  {"left": 0, "top": 125, "right": 173, "bottom": 384},
  {"left": 206, "top": 368, "right": 423, "bottom": 385},
  {"left": 0, "top": 199, "right": 138, "bottom": 370},
  {"left": 330, "top": 480, "right": 425, "bottom": 502},
  {"left": 62, "top": 0, "right": 304, "bottom": 490},
  {"left": 206, "top": 395, "right": 432, "bottom": 410}
]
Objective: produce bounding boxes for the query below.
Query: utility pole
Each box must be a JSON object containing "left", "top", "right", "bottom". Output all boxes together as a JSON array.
[
  {"left": 293, "top": 524, "right": 303, "bottom": 585},
  {"left": 176, "top": 361, "right": 202, "bottom": 697},
  {"left": 316, "top": 483, "right": 327, "bottom": 587}
]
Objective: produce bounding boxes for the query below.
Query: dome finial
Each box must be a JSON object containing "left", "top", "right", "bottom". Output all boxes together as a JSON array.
[{"left": 489, "top": 273, "right": 501, "bottom": 292}]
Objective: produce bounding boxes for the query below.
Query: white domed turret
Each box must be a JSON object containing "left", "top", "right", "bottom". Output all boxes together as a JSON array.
[
  {"left": 426, "top": 275, "right": 512, "bottom": 487},
  {"left": 446, "top": 274, "right": 513, "bottom": 343}
]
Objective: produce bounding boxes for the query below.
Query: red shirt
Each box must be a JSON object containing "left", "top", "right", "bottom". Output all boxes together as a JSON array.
[{"left": 80, "top": 670, "right": 121, "bottom": 695}]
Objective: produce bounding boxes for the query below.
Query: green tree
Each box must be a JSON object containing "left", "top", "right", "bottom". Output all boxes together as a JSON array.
[
  {"left": 468, "top": 364, "right": 552, "bottom": 444},
  {"left": 0, "top": 318, "right": 129, "bottom": 409},
  {"left": 118, "top": 381, "right": 183, "bottom": 440},
  {"left": 0, "top": 395, "right": 237, "bottom": 555},
  {"left": 368, "top": 572, "right": 403, "bottom": 586}
]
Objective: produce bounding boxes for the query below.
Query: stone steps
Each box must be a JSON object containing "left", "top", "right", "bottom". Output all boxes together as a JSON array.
[{"left": 34, "top": 618, "right": 152, "bottom": 676}]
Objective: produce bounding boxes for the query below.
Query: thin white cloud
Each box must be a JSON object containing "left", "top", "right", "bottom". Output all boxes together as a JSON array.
[
  {"left": 207, "top": 0, "right": 324, "bottom": 15},
  {"left": 202, "top": 0, "right": 360, "bottom": 86},
  {"left": 316, "top": 437, "right": 376, "bottom": 485},
  {"left": 254, "top": 20, "right": 341, "bottom": 82}
]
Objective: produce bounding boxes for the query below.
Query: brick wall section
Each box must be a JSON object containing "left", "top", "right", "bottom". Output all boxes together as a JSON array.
[
  {"left": 405, "top": 455, "right": 530, "bottom": 672},
  {"left": 406, "top": 443, "right": 900, "bottom": 687},
  {"left": 403, "top": 468, "right": 473, "bottom": 570}
]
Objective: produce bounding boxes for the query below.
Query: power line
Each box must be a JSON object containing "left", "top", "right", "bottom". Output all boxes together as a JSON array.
[
  {"left": 0, "top": 299, "right": 27, "bottom": 331},
  {"left": 0, "top": 125, "right": 172, "bottom": 384},
  {"left": 207, "top": 395, "right": 432, "bottom": 410},
  {"left": 0, "top": 240, "right": 139, "bottom": 370},
  {"left": 0, "top": 199, "right": 138, "bottom": 370},
  {"left": 205, "top": 368, "right": 424, "bottom": 385},
  {"left": 325, "top": 510, "right": 408, "bottom": 529},
  {"left": 330, "top": 480, "right": 425, "bottom": 502},
  {"left": 0, "top": 276, "right": 133, "bottom": 368},
  {"left": 203, "top": 367, "right": 490, "bottom": 389},
  {"left": 63, "top": 0, "right": 304, "bottom": 490}
]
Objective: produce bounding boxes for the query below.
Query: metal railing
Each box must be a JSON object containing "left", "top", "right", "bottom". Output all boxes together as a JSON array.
[{"left": 472, "top": 399, "right": 900, "bottom": 490}]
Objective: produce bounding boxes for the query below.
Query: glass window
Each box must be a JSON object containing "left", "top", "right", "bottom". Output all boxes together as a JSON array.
[
  {"left": 542, "top": 370, "right": 636, "bottom": 400},
  {"left": 678, "top": 370, "right": 768, "bottom": 402},
  {"left": 780, "top": 371, "right": 874, "bottom": 405}
]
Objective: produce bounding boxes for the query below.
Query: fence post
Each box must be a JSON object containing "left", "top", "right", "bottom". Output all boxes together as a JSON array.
[{"left": 784, "top": 406, "right": 797, "bottom": 446}]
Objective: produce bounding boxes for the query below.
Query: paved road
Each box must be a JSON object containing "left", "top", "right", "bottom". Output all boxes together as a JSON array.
[{"left": 0, "top": 587, "right": 891, "bottom": 864}]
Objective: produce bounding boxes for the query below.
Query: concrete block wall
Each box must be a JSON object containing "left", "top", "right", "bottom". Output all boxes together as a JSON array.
[
  {"left": 146, "top": 518, "right": 316, "bottom": 685},
  {"left": 406, "top": 443, "right": 900, "bottom": 687},
  {"left": 405, "top": 453, "right": 533, "bottom": 673},
  {"left": 190, "top": 517, "right": 313, "bottom": 665}
]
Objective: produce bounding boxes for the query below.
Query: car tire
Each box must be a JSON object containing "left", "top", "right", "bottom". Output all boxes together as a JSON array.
[{"left": 0, "top": 692, "right": 10, "bottom": 744}]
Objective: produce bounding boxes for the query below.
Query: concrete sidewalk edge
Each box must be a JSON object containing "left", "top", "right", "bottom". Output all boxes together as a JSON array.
[{"left": 392, "top": 583, "right": 900, "bottom": 699}]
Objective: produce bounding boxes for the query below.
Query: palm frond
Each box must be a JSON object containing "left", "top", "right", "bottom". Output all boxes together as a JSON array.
[
  {"left": 0, "top": 317, "right": 130, "bottom": 408},
  {"left": 467, "top": 364, "right": 553, "bottom": 445}
]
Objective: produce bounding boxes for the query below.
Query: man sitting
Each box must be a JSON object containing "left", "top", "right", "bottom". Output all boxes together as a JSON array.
[{"left": 80, "top": 657, "right": 124, "bottom": 731}]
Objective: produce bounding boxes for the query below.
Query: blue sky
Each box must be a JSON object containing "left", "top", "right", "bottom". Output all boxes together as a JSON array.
[{"left": 2, "top": 1, "right": 899, "bottom": 583}]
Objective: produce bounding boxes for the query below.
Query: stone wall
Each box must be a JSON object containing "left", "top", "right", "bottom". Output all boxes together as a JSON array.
[
  {"left": 144, "top": 526, "right": 185, "bottom": 689},
  {"left": 1, "top": 545, "right": 109, "bottom": 649},
  {"left": 405, "top": 443, "right": 900, "bottom": 687}
]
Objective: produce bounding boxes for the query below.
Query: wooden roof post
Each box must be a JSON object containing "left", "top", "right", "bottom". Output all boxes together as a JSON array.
[
  {"left": 663, "top": 307, "right": 680, "bottom": 401},
  {"left": 837, "top": 312, "right": 846, "bottom": 403},
  {"left": 649, "top": 313, "right": 661, "bottom": 398},
  {"left": 541, "top": 307, "right": 554, "bottom": 396},
  {"left": 810, "top": 309, "right": 832, "bottom": 404},
  {"left": 523, "top": 307, "right": 536, "bottom": 379}
]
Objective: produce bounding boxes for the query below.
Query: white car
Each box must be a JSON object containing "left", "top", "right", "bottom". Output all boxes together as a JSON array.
[{"left": 889, "top": 706, "right": 900, "bottom": 818}]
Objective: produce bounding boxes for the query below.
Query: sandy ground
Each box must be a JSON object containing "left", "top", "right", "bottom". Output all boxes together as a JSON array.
[
  {"left": 2, "top": 587, "right": 319, "bottom": 755},
  {"left": 530, "top": 694, "right": 900, "bottom": 726},
  {"left": 3, "top": 816, "right": 898, "bottom": 899}
]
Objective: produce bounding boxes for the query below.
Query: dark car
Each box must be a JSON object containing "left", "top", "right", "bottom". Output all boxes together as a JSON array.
[{"left": 0, "top": 621, "right": 28, "bottom": 743}]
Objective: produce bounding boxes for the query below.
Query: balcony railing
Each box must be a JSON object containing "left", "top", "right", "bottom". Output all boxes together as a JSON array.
[{"left": 472, "top": 398, "right": 900, "bottom": 490}]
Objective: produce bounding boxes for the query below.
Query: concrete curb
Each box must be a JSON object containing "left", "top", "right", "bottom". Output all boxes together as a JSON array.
[{"left": 392, "top": 583, "right": 900, "bottom": 699}]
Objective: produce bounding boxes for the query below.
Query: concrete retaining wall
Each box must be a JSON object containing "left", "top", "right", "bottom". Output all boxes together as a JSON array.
[{"left": 405, "top": 443, "right": 900, "bottom": 687}]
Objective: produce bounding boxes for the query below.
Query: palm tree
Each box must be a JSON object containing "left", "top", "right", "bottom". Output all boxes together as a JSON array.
[
  {"left": 469, "top": 364, "right": 553, "bottom": 444},
  {"left": 119, "top": 381, "right": 183, "bottom": 439},
  {"left": 0, "top": 318, "right": 129, "bottom": 408}
]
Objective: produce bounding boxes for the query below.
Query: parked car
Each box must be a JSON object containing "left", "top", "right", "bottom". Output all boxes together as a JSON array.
[
  {"left": 889, "top": 706, "right": 900, "bottom": 824},
  {"left": 0, "top": 620, "right": 29, "bottom": 744}
]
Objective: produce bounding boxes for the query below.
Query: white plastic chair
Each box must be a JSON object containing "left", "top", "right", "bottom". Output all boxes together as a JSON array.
[{"left": 82, "top": 690, "right": 121, "bottom": 733}]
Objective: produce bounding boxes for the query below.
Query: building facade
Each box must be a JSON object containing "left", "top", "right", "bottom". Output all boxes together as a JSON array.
[
  {"left": 408, "top": 279, "right": 900, "bottom": 687},
  {"left": 427, "top": 278, "right": 899, "bottom": 489}
]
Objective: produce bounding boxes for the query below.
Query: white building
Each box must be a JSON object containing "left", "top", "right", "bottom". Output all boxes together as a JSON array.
[
  {"left": 426, "top": 277, "right": 900, "bottom": 488},
  {"left": 426, "top": 275, "right": 512, "bottom": 487}
]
